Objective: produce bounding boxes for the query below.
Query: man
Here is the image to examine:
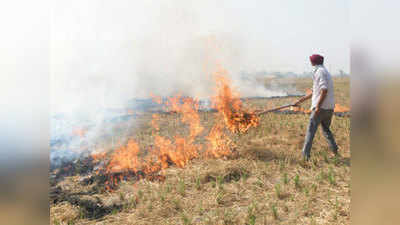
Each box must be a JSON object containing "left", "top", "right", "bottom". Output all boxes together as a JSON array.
[{"left": 294, "top": 54, "right": 338, "bottom": 160}]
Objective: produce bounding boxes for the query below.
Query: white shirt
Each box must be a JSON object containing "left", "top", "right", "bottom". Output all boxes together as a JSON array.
[{"left": 311, "top": 65, "right": 335, "bottom": 110}]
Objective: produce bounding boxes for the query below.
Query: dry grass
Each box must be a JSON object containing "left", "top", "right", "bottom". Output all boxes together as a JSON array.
[{"left": 50, "top": 77, "right": 350, "bottom": 225}]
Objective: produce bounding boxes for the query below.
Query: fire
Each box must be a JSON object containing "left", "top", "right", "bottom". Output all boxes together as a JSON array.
[
  {"left": 334, "top": 104, "right": 350, "bottom": 113},
  {"left": 164, "top": 96, "right": 204, "bottom": 138},
  {"left": 99, "top": 95, "right": 206, "bottom": 186},
  {"left": 143, "top": 96, "right": 203, "bottom": 173},
  {"left": 211, "top": 66, "right": 259, "bottom": 133},
  {"left": 106, "top": 139, "right": 141, "bottom": 173},
  {"left": 92, "top": 63, "right": 349, "bottom": 189},
  {"left": 91, "top": 152, "right": 107, "bottom": 162},
  {"left": 151, "top": 114, "right": 160, "bottom": 132},
  {"left": 156, "top": 136, "right": 198, "bottom": 168},
  {"left": 96, "top": 65, "right": 260, "bottom": 189},
  {"left": 206, "top": 123, "right": 232, "bottom": 158}
]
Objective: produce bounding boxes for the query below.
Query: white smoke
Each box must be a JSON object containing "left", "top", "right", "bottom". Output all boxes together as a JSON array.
[{"left": 50, "top": 1, "right": 303, "bottom": 166}]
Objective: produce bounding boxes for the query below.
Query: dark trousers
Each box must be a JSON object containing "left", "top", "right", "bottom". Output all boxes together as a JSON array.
[{"left": 302, "top": 108, "right": 338, "bottom": 158}]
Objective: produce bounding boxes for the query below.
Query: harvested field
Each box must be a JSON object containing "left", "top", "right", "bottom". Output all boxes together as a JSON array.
[{"left": 50, "top": 77, "right": 350, "bottom": 225}]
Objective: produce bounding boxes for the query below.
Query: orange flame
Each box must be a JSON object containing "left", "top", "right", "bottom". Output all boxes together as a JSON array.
[
  {"left": 211, "top": 66, "right": 259, "bottom": 133},
  {"left": 106, "top": 139, "right": 141, "bottom": 174},
  {"left": 165, "top": 96, "right": 204, "bottom": 138},
  {"left": 100, "top": 65, "right": 260, "bottom": 188},
  {"left": 91, "top": 152, "right": 107, "bottom": 162},
  {"left": 206, "top": 123, "right": 232, "bottom": 158},
  {"left": 334, "top": 104, "right": 350, "bottom": 113},
  {"left": 151, "top": 114, "right": 160, "bottom": 132}
]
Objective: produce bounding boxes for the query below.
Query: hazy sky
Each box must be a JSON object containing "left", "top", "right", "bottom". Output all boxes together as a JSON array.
[
  {"left": 50, "top": 0, "right": 349, "bottom": 112},
  {"left": 52, "top": 0, "right": 349, "bottom": 73}
]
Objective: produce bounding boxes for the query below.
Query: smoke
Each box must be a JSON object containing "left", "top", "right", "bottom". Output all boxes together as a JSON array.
[{"left": 50, "top": 1, "right": 303, "bottom": 167}]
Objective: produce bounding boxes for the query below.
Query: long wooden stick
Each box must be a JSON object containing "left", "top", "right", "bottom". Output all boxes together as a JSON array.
[{"left": 256, "top": 104, "right": 296, "bottom": 115}]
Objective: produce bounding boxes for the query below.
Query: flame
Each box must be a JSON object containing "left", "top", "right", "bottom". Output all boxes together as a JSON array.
[
  {"left": 211, "top": 66, "right": 259, "bottom": 133},
  {"left": 206, "top": 123, "right": 232, "bottom": 158},
  {"left": 99, "top": 65, "right": 260, "bottom": 189},
  {"left": 145, "top": 96, "right": 203, "bottom": 172},
  {"left": 106, "top": 139, "right": 141, "bottom": 174},
  {"left": 151, "top": 114, "right": 160, "bottom": 132},
  {"left": 165, "top": 96, "right": 204, "bottom": 138},
  {"left": 102, "top": 95, "right": 206, "bottom": 186},
  {"left": 94, "top": 65, "right": 350, "bottom": 189},
  {"left": 334, "top": 104, "right": 350, "bottom": 113},
  {"left": 91, "top": 152, "right": 107, "bottom": 162}
]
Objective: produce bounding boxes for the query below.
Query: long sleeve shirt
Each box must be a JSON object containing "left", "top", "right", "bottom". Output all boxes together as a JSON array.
[{"left": 311, "top": 65, "right": 335, "bottom": 110}]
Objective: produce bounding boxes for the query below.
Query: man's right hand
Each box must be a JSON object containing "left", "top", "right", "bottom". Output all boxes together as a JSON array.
[{"left": 294, "top": 92, "right": 313, "bottom": 106}]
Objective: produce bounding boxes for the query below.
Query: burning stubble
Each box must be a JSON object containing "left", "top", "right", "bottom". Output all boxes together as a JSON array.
[{"left": 96, "top": 65, "right": 260, "bottom": 189}]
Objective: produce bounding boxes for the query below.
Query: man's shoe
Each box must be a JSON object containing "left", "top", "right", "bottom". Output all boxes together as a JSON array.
[{"left": 302, "top": 152, "right": 310, "bottom": 161}]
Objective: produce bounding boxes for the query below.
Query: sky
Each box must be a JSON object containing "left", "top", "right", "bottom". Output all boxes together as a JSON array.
[
  {"left": 52, "top": 0, "right": 349, "bottom": 73},
  {"left": 351, "top": 0, "right": 400, "bottom": 72},
  {"left": 49, "top": 0, "right": 350, "bottom": 112}
]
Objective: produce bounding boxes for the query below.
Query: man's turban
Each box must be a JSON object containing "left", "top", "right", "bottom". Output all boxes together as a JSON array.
[{"left": 309, "top": 54, "right": 324, "bottom": 65}]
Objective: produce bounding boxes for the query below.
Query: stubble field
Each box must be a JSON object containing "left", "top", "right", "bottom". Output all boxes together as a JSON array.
[{"left": 50, "top": 77, "right": 350, "bottom": 225}]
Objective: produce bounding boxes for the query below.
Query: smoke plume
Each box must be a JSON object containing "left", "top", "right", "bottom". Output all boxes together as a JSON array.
[{"left": 50, "top": 1, "right": 300, "bottom": 166}]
